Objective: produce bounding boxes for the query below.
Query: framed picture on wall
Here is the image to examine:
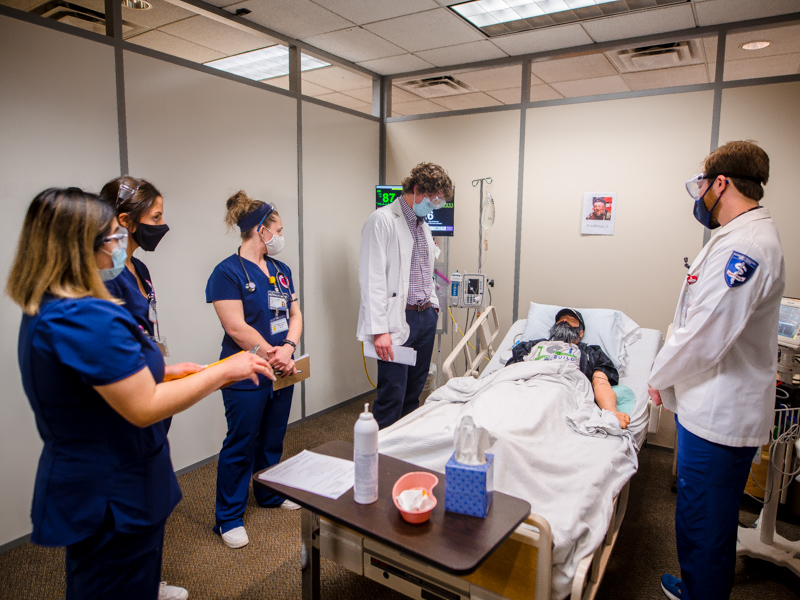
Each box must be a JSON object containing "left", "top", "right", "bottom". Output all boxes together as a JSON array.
[{"left": 581, "top": 192, "right": 616, "bottom": 235}]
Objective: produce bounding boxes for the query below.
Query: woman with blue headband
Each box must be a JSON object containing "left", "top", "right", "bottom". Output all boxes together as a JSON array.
[{"left": 205, "top": 191, "right": 303, "bottom": 549}]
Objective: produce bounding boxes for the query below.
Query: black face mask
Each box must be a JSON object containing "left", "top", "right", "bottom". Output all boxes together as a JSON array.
[{"left": 132, "top": 223, "right": 169, "bottom": 252}]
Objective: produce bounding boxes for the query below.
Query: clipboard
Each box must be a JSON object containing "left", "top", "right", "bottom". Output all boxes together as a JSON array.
[{"left": 273, "top": 354, "right": 310, "bottom": 391}]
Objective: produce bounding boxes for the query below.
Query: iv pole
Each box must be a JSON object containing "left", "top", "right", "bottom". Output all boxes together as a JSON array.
[{"left": 472, "top": 177, "right": 492, "bottom": 274}]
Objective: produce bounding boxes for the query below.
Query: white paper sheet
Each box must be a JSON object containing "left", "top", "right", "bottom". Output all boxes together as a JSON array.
[
  {"left": 257, "top": 450, "right": 354, "bottom": 499},
  {"left": 363, "top": 341, "right": 417, "bottom": 366}
]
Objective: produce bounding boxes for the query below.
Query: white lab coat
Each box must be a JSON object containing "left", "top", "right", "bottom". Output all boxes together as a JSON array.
[
  {"left": 357, "top": 199, "right": 439, "bottom": 346},
  {"left": 649, "top": 208, "right": 785, "bottom": 447}
]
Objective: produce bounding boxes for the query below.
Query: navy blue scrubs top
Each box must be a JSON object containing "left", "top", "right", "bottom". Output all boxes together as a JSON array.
[
  {"left": 104, "top": 256, "right": 155, "bottom": 337},
  {"left": 18, "top": 296, "right": 182, "bottom": 547},
  {"left": 205, "top": 254, "right": 295, "bottom": 391}
]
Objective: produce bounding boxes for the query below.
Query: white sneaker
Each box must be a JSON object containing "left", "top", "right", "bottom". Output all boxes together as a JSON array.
[
  {"left": 281, "top": 499, "right": 301, "bottom": 510},
  {"left": 221, "top": 526, "right": 249, "bottom": 549},
  {"left": 159, "top": 582, "right": 189, "bottom": 600}
]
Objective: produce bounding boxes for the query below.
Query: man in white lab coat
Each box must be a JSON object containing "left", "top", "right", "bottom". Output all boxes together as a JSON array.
[
  {"left": 357, "top": 163, "right": 452, "bottom": 429},
  {"left": 648, "top": 141, "right": 785, "bottom": 600}
]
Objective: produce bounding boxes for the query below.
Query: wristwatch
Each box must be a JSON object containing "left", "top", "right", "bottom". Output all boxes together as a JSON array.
[{"left": 281, "top": 339, "right": 297, "bottom": 349}]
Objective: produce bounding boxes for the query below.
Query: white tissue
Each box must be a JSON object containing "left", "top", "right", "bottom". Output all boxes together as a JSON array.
[
  {"left": 396, "top": 488, "right": 434, "bottom": 512},
  {"left": 453, "top": 415, "right": 492, "bottom": 465}
]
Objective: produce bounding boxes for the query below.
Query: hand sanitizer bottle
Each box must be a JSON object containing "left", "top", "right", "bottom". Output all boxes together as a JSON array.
[{"left": 354, "top": 403, "right": 379, "bottom": 504}]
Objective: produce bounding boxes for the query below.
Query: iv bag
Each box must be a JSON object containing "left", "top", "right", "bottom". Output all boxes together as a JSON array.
[{"left": 481, "top": 188, "right": 495, "bottom": 229}]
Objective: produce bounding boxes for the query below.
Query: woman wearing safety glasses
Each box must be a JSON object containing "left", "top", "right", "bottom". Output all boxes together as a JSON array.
[
  {"left": 205, "top": 191, "right": 303, "bottom": 549},
  {"left": 6, "top": 188, "right": 272, "bottom": 600}
]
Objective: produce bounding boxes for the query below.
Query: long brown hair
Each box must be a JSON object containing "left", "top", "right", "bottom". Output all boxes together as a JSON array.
[
  {"left": 99, "top": 175, "right": 162, "bottom": 226},
  {"left": 6, "top": 188, "right": 118, "bottom": 315}
]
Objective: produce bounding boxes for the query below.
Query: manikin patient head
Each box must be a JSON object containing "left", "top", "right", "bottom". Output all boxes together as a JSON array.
[{"left": 549, "top": 308, "right": 585, "bottom": 344}]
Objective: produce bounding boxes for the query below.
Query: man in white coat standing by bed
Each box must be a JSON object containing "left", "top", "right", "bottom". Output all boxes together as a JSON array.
[
  {"left": 648, "top": 141, "right": 785, "bottom": 600},
  {"left": 357, "top": 163, "right": 453, "bottom": 429}
]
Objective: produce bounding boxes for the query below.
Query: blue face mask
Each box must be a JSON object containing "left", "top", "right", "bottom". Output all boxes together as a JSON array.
[
  {"left": 692, "top": 182, "right": 722, "bottom": 230},
  {"left": 100, "top": 245, "right": 127, "bottom": 281}
]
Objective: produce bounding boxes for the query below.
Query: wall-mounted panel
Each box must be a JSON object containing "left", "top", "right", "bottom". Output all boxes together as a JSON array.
[
  {"left": 124, "top": 51, "right": 299, "bottom": 471},
  {"left": 521, "top": 92, "right": 714, "bottom": 331},
  {"left": 0, "top": 15, "right": 120, "bottom": 546},
  {"left": 386, "top": 110, "right": 522, "bottom": 365},
  {"left": 301, "top": 101, "right": 379, "bottom": 415},
  {"left": 718, "top": 82, "right": 800, "bottom": 298}
]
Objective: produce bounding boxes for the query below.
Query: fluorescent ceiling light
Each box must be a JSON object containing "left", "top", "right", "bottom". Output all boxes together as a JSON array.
[
  {"left": 205, "top": 46, "right": 329, "bottom": 81},
  {"left": 740, "top": 41, "right": 770, "bottom": 51},
  {"left": 451, "top": 0, "right": 687, "bottom": 37}
]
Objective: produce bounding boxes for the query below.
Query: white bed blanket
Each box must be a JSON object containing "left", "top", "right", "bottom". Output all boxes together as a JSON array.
[{"left": 379, "top": 360, "right": 639, "bottom": 600}]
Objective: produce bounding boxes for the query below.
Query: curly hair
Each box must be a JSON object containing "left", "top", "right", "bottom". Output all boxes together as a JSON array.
[
  {"left": 401, "top": 163, "right": 453, "bottom": 200},
  {"left": 704, "top": 140, "right": 769, "bottom": 202}
]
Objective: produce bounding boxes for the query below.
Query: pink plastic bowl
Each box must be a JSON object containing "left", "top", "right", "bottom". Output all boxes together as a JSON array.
[{"left": 392, "top": 471, "right": 439, "bottom": 524}]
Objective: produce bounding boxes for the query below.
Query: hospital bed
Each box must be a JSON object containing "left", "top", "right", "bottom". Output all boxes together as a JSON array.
[{"left": 321, "top": 304, "right": 663, "bottom": 600}]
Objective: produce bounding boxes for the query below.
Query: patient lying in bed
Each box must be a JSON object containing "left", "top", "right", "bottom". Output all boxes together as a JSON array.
[{"left": 505, "top": 308, "right": 631, "bottom": 429}]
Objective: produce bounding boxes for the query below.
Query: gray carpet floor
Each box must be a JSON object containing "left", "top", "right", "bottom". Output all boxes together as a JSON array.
[{"left": 1, "top": 395, "right": 799, "bottom": 600}]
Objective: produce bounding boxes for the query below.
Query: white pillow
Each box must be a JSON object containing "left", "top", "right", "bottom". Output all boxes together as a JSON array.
[{"left": 521, "top": 302, "right": 641, "bottom": 373}]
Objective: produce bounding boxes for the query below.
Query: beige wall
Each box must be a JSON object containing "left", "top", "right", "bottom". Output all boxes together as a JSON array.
[
  {"left": 0, "top": 16, "right": 121, "bottom": 545},
  {"left": 718, "top": 82, "right": 800, "bottom": 298},
  {"left": 386, "top": 110, "right": 523, "bottom": 364},
  {"left": 301, "top": 101, "right": 380, "bottom": 415},
  {"left": 124, "top": 51, "right": 300, "bottom": 471},
  {"left": 521, "top": 92, "right": 713, "bottom": 331}
]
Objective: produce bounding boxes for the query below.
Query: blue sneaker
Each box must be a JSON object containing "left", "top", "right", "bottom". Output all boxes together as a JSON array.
[{"left": 660, "top": 574, "right": 681, "bottom": 600}]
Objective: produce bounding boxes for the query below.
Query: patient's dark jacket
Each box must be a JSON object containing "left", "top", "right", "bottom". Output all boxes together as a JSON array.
[{"left": 506, "top": 339, "right": 619, "bottom": 385}]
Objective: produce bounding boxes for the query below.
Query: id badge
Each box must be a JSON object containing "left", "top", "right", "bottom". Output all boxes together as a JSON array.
[
  {"left": 269, "top": 290, "right": 288, "bottom": 312},
  {"left": 270, "top": 316, "right": 289, "bottom": 335},
  {"left": 154, "top": 336, "right": 170, "bottom": 357}
]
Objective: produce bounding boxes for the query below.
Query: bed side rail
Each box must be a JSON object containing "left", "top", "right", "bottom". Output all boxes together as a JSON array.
[{"left": 442, "top": 306, "right": 500, "bottom": 381}]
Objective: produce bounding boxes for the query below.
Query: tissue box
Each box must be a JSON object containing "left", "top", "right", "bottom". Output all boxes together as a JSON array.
[{"left": 444, "top": 452, "right": 494, "bottom": 518}]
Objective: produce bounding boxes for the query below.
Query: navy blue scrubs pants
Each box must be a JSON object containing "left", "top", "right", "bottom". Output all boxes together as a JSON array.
[
  {"left": 374, "top": 307, "right": 437, "bottom": 430},
  {"left": 215, "top": 384, "right": 294, "bottom": 533},
  {"left": 65, "top": 512, "right": 165, "bottom": 600},
  {"left": 675, "top": 416, "right": 756, "bottom": 600}
]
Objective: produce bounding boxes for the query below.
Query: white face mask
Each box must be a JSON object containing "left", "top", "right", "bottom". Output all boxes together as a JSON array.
[{"left": 260, "top": 227, "right": 285, "bottom": 256}]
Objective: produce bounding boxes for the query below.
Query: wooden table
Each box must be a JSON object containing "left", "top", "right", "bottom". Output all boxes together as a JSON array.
[{"left": 253, "top": 440, "right": 531, "bottom": 599}]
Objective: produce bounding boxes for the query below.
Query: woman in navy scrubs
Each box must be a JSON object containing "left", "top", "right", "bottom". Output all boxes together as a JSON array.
[
  {"left": 7, "top": 188, "right": 272, "bottom": 600},
  {"left": 98, "top": 177, "right": 201, "bottom": 599},
  {"left": 206, "top": 191, "right": 303, "bottom": 549}
]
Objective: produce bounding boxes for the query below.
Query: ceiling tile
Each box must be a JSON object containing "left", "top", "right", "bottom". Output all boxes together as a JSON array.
[
  {"left": 490, "top": 23, "right": 593, "bottom": 56},
  {"left": 549, "top": 74, "right": 630, "bottom": 97},
  {"left": 313, "top": 92, "right": 373, "bottom": 113},
  {"left": 530, "top": 83, "right": 564, "bottom": 102},
  {"left": 200, "top": 0, "right": 241, "bottom": 7},
  {"left": 485, "top": 87, "right": 522, "bottom": 104},
  {"left": 302, "top": 26, "right": 404, "bottom": 62},
  {"left": 264, "top": 75, "right": 290, "bottom": 89},
  {"left": 121, "top": 0, "right": 197, "bottom": 31},
  {"left": 341, "top": 86, "right": 375, "bottom": 103},
  {"left": 695, "top": 0, "right": 800, "bottom": 27},
  {"left": 158, "top": 15, "right": 274, "bottom": 55},
  {"left": 127, "top": 30, "right": 225, "bottom": 63},
  {"left": 621, "top": 64, "right": 710, "bottom": 90},
  {"left": 225, "top": 0, "right": 353, "bottom": 39},
  {"left": 310, "top": 0, "right": 440, "bottom": 25},
  {"left": 363, "top": 8, "right": 485, "bottom": 53},
  {"left": 581, "top": 4, "right": 696, "bottom": 42},
  {"left": 302, "top": 64, "right": 374, "bottom": 91},
  {"left": 416, "top": 40, "right": 508, "bottom": 67},
  {"left": 453, "top": 64, "right": 523, "bottom": 91},
  {"left": 357, "top": 53, "right": 434, "bottom": 75},
  {"left": 725, "top": 23, "right": 800, "bottom": 61},
  {"left": 531, "top": 53, "right": 617, "bottom": 83},
  {"left": 724, "top": 53, "right": 800, "bottom": 80},
  {"left": 430, "top": 91, "right": 502, "bottom": 110},
  {"left": 392, "top": 98, "right": 450, "bottom": 116},
  {"left": 391, "top": 85, "right": 423, "bottom": 103}
]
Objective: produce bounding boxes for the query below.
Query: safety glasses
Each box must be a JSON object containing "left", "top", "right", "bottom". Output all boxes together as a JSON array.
[
  {"left": 685, "top": 173, "right": 715, "bottom": 201},
  {"left": 102, "top": 226, "right": 129, "bottom": 249},
  {"left": 117, "top": 182, "right": 141, "bottom": 208},
  {"left": 426, "top": 196, "right": 447, "bottom": 210}
]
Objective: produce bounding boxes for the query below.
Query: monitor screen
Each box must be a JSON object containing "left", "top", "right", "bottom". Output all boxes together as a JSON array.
[
  {"left": 779, "top": 297, "right": 800, "bottom": 348},
  {"left": 375, "top": 185, "right": 454, "bottom": 237}
]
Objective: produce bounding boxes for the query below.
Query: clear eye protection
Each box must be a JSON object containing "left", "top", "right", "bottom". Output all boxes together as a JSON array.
[
  {"left": 685, "top": 173, "right": 710, "bottom": 201},
  {"left": 117, "top": 183, "right": 141, "bottom": 207},
  {"left": 103, "top": 226, "right": 129, "bottom": 250},
  {"left": 426, "top": 196, "right": 447, "bottom": 210}
]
